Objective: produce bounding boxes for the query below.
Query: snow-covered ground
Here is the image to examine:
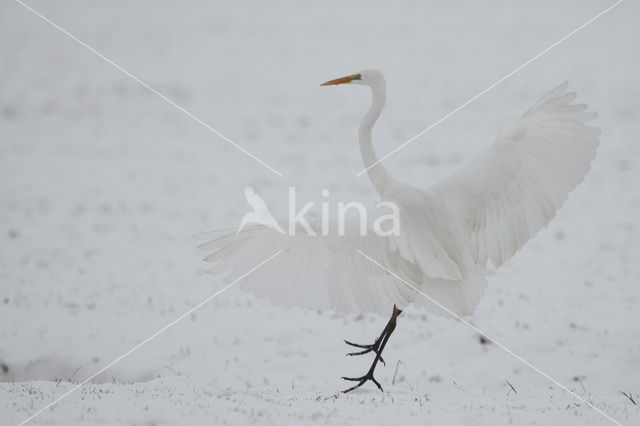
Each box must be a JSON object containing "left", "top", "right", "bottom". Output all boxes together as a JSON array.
[{"left": 1, "top": 0, "right": 639, "bottom": 424}]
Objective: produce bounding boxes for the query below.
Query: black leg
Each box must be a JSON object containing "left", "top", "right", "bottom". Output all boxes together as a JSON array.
[{"left": 342, "top": 305, "right": 402, "bottom": 393}]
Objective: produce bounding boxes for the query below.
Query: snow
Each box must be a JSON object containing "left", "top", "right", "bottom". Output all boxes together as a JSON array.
[{"left": 1, "top": 0, "right": 639, "bottom": 424}]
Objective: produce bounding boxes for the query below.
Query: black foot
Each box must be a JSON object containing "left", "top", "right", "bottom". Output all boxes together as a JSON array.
[
  {"left": 342, "top": 370, "right": 383, "bottom": 393},
  {"left": 340, "top": 305, "right": 402, "bottom": 394},
  {"left": 344, "top": 340, "right": 385, "bottom": 365}
]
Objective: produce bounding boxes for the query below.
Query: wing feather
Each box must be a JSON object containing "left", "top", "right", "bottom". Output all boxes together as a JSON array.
[
  {"left": 430, "top": 82, "right": 600, "bottom": 268},
  {"left": 198, "top": 224, "right": 416, "bottom": 316}
]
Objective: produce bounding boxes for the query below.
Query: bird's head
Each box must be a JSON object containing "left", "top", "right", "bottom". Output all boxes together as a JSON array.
[{"left": 320, "top": 69, "right": 385, "bottom": 89}]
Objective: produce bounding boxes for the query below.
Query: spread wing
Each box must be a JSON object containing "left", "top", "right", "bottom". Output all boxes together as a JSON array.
[
  {"left": 198, "top": 224, "right": 416, "bottom": 316},
  {"left": 429, "top": 82, "right": 600, "bottom": 268}
]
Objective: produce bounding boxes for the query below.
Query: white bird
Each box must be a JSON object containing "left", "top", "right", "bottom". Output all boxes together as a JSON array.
[{"left": 199, "top": 69, "right": 600, "bottom": 392}]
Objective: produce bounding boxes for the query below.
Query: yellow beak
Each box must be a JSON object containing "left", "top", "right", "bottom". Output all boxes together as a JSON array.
[{"left": 320, "top": 74, "right": 358, "bottom": 86}]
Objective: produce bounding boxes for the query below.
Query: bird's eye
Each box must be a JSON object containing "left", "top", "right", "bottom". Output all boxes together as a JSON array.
[{"left": 353, "top": 73, "right": 362, "bottom": 80}]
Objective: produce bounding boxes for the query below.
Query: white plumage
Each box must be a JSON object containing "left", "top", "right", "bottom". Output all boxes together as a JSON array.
[
  {"left": 199, "top": 70, "right": 599, "bottom": 318},
  {"left": 431, "top": 82, "right": 599, "bottom": 269}
]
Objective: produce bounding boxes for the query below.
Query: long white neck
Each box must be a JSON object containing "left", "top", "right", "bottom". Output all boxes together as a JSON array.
[{"left": 359, "top": 82, "right": 394, "bottom": 196}]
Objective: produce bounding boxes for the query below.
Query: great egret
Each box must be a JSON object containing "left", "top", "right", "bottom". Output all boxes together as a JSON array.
[{"left": 200, "top": 69, "right": 600, "bottom": 392}]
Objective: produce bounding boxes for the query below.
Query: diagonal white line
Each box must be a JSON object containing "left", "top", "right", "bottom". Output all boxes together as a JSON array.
[
  {"left": 17, "top": 250, "right": 283, "bottom": 426},
  {"left": 357, "top": 0, "right": 624, "bottom": 177},
  {"left": 356, "top": 249, "right": 622, "bottom": 426},
  {"left": 14, "top": 0, "right": 283, "bottom": 177}
]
